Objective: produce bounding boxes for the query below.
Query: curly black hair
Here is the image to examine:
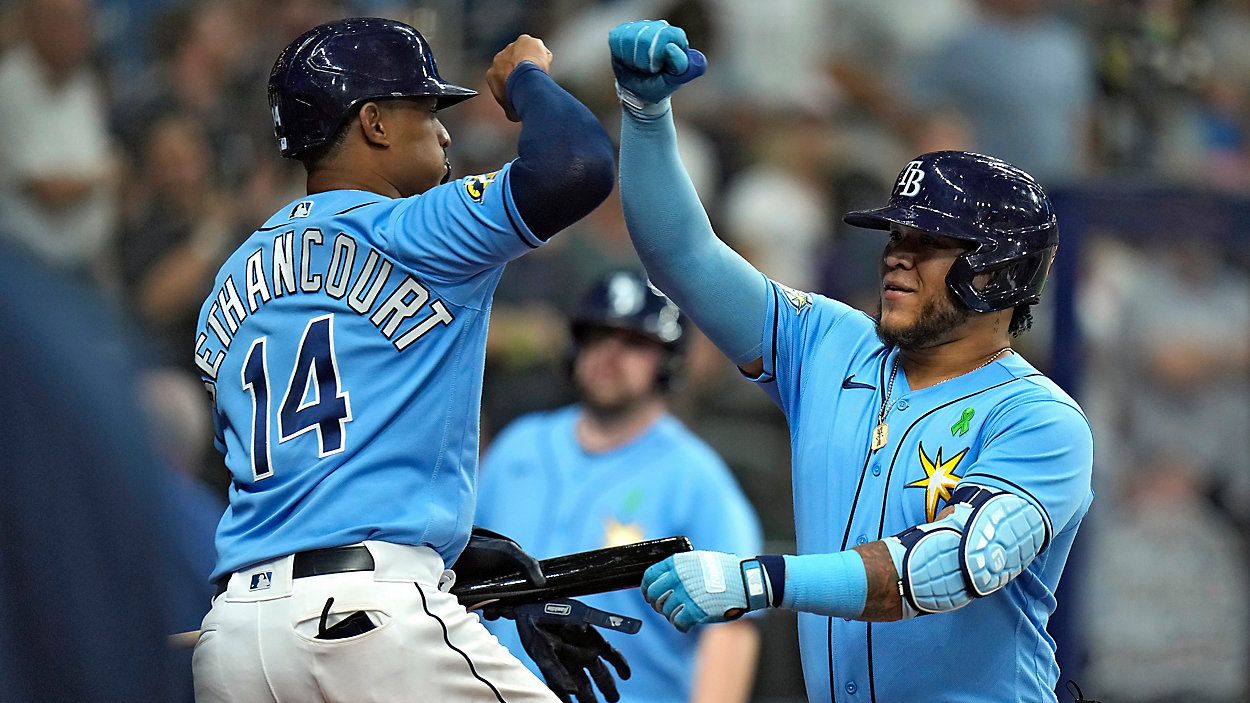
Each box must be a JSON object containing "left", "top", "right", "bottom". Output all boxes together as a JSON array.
[{"left": 1009, "top": 305, "right": 1033, "bottom": 337}]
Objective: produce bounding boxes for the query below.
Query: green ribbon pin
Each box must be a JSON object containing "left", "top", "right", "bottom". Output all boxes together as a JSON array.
[{"left": 951, "top": 407, "right": 975, "bottom": 437}]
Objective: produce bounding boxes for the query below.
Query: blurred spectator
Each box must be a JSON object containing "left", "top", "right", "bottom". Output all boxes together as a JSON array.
[
  {"left": 1196, "top": 0, "right": 1250, "bottom": 189},
  {"left": 1083, "top": 462, "right": 1249, "bottom": 702},
  {"left": 722, "top": 110, "right": 833, "bottom": 291},
  {"left": 825, "top": 0, "right": 973, "bottom": 159},
  {"left": 1078, "top": 229, "right": 1250, "bottom": 702},
  {"left": 115, "top": 3, "right": 253, "bottom": 182},
  {"left": 0, "top": 0, "right": 118, "bottom": 284},
  {"left": 910, "top": 0, "right": 1094, "bottom": 182},
  {"left": 1113, "top": 240, "right": 1250, "bottom": 518},
  {"left": 117, "top": 115, "right": 239, "bottom": 370},
  {"left": 709, "top": 0, "right": 838, "bottom": 112}
]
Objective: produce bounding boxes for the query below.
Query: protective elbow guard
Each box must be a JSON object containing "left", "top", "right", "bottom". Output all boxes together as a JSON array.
[{"left": 886, "top": 485, "right": 1048, "bottom": 616}]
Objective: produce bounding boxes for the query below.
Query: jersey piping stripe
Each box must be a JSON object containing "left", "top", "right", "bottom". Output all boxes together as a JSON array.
[
  {"left": 867, "top": 623, "right": 877, "bottom": 702},
  {"left": 256, "top": 223, "right": 287, "bottom": 232},
  {"left": 836, "top": 352, "right": 892, "bottom": 550},
  {"left": 762, "top": 289, "right": 780, "bottom": 384},
  {"left": 502, "top": 202, "right": 535, "bottom": 249},
  {"left": 501, "top": 171, "right": 538, "bottom": 249},
  {"left": 828, "top": 349, "right": 891, "bottom": 703},
  {"left": 413, "top": 582, "right": 508, "bottom": 703},
  {"left": 333, "top": 201, "right": 380, "bottom": 216}
]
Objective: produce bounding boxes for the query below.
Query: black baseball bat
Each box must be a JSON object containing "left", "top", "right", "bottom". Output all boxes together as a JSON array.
[{"left": 452, "top": 536, "right": 692, "bottom": 610}]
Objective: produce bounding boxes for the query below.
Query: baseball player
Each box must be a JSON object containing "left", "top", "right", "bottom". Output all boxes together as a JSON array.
[
  {"left": 191, "top": 18, "right": 616, "bottom": 702},
  {"left": 476, "top": 270, "right": 764, "bottom": 703},
  {"left": 607, "top": 21, "right": 1095, "bottom": 702}
]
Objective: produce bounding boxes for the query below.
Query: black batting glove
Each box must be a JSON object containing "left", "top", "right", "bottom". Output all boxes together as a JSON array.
[
  {"left": 452, "top": 526, "right": 546, "bottom": 589},
  {"left": 517, "top": 615, "right": 631, "bottom": 703}
]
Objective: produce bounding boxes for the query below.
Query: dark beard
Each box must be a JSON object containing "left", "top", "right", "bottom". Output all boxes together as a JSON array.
[{"left": 876, "top": 290, "right": 971, "bottom": 350}]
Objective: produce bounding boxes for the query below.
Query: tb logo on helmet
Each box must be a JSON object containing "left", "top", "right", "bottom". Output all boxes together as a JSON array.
[{"left": 898, "top": 160, "right": 925, "bottom": 197}]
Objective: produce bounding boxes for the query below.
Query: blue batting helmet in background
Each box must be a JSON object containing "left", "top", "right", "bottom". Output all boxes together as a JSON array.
[
  {"left": 843, "top": 150, "right": 1059, "bottom": 313},
  {"left": 267, "top": 17, "right": 477, "bottom": 158},
  {"left": 571, "top": 270, "right": 687, "bottom": 351},
  {"left": 570, "top": 270, "right": 687, "bottom": 389}
]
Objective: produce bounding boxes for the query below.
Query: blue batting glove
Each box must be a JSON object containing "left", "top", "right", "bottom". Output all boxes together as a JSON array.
[
  {"left": 609, "top": 20, "right": 707, "bottom": 107},
  {"left": 640, "top": 551, "right": 773, "bottom": 633}
]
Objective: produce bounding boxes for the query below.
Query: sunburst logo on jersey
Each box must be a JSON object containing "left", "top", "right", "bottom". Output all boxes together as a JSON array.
[
  {"left": 906, "top": 442, "right": 968, "bottom": 521},
  {"left": 603, "top": 518, "right": 644, "bottom": 549}
]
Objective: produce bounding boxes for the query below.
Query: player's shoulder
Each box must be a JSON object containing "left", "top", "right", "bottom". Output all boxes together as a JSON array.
[
  {"left": 1003, "top": 356, "right": 1084, "bottom": 410},
  {"left": 389, "top": 163, "right": 514, "bottom": 215},
  {"left": 766, "top": 279, "right": 878, "bottom": 342},
  {"left": 988, "top": 355, "right": 1091, "bottom": 434}
]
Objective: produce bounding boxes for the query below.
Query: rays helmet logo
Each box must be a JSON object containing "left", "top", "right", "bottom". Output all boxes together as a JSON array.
[{"left": 897, "top": 160, "right": 925, "bottom": 197}]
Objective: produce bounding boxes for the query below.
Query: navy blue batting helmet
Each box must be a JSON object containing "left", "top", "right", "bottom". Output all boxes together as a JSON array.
[
  {"left": 843, "top": 151, "right": 1059, "bottom": 313},
  {"left": 571, "top": 270, "right": 686, "bottom": 351},
  {"left": 570, "top": 271, "right": 687, "bottom": 390},
  {"left": 267, "top": 18, "right": 477, "bottom": 158}
]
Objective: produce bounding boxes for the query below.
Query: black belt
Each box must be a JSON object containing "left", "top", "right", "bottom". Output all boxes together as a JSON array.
[{"left": 214, "top": 545, "right": 376, "bottom": 597}]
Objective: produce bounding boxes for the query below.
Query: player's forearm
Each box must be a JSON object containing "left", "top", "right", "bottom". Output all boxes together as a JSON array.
[
  {"left": 691, "top": 620, "right": 759, "bottom": 703},
  {"left": 507, "top": 62, "right": 615, "bottom": 240},
  {"left": 756, "top": 544, "right": 901, "bottom": 622},
  {"left": 618, "top": 106, "right": 767, "bottom": 366},
  {"left": 852, "top": 542, "right": 904, "bottom": 621}
]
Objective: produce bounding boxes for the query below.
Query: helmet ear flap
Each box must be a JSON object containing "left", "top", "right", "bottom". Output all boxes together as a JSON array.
[
  {"left": 947, "top": 247, "right": 1056, "bottom": 313},
  {"left": 946, "top": 255, "right": 991, "bottom": 313}
]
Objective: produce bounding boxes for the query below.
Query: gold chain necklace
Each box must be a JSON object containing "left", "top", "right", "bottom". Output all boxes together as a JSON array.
[{"left": 870, "top": 347, "right": 1012, "bottom": 452}]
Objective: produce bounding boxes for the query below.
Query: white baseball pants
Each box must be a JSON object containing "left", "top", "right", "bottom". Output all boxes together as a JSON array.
[{"left": 192, "top": 541, "right": 559, "bottom": 702}]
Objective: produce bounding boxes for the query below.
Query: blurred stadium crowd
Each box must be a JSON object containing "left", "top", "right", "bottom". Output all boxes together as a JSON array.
[{"left": 1, "top": 0, "right": 1249, "bottom": 700}]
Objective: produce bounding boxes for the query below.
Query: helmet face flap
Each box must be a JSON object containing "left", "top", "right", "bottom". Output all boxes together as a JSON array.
[
  {"left": 842, "top": 151, "right": 1059, "bottom": 313},
  {"left": 267, "top": 17, "right": 477, "bottom": 158}
]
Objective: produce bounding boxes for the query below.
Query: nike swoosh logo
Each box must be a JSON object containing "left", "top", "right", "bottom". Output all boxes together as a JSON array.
[{"left": 842, "top": 375, "right": 876, "bottom": 391}]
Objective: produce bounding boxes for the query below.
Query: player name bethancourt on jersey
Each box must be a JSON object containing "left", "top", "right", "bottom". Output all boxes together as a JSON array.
[{"left": 194, "top": 227, "right": 453, "bottom": 380}]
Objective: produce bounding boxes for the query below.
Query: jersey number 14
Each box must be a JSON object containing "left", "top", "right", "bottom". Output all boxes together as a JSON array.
[{"left": 241, "top": 314, "right": 351, "bottom": 481}]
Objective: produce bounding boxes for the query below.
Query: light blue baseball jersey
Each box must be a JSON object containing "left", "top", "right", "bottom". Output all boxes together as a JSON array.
[
  {"left": 195, "top": 165, "right": 542, "bottom": 580},
  {"left": 475, "top": 405, "right": 763, "bottom": 703},
  {"left": 753, "top": 279, "right": 1093, "bottom": 703}
]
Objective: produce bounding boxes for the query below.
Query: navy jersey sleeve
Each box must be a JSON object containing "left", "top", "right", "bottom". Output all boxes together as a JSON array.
[
  {"left": 959, "top": 398, "right": 1095, "bottom": 540},
  {"left": 384, "top": 161, "right": 542, "bottom": 283}
]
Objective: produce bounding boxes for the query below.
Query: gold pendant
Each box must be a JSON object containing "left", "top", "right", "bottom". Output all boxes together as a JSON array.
[{"left": 871, "top": 422, "right": 889, "bottom": 451}]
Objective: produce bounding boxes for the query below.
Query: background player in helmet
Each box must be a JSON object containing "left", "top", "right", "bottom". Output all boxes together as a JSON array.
[
  {"left": 191, "top": 18, "right": 615, "bottom": 702},
  {"left": 476, "top": 270, "right": 763, "bottom": 703},
  {"left": 606, "top": 20, "right": 1094, "bottom": 702}
]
